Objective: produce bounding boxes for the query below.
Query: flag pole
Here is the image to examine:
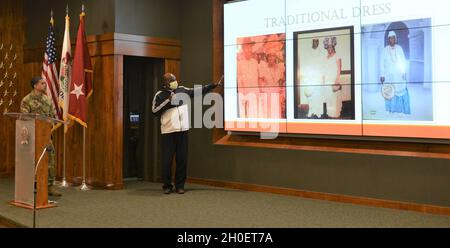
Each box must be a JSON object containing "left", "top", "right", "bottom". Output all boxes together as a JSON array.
[
  {"left": 80, "top": 126, "right": 89, "bottom": 190},
  {"left": 61, "top": 129, "right": 68, "bottom": 187},
  {"left": 79, "top": 3, "right": 89, "bottom": 191},
  {"left": 60, "top": 4, "right": 70, "bottom": 188}
]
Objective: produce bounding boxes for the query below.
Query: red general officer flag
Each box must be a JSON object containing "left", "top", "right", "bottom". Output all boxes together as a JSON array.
[{"left": 68, "top": 8, "right": 92, "bottom": 127}]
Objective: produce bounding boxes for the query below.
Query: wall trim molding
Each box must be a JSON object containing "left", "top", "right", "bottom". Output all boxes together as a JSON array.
[
  {"left": 215, "top": 134, "right": 450, "bottom": 159},
  {"left": 187, "top": 177, "right": 450, "bottom": 216},
  {"left": 23, "top": 32, "right": 182, "bottom": 63}
]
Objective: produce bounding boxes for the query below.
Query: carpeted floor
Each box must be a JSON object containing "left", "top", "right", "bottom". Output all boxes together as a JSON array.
[{"left": 0, "top": 177, "right": 449, "bottom": 228}]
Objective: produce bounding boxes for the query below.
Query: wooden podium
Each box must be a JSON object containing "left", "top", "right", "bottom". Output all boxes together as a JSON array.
[{"left": 5, "top": 113, "right": 63, "bottom": 209}]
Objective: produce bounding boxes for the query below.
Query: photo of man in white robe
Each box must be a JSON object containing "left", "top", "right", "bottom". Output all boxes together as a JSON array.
[{"left": 380, "top": 31, "right": 410, "bottom": 115}]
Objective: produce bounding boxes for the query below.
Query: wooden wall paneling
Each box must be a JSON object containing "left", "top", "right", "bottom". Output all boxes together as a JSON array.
[
  {"left": 64, "top": 123, "right": 84, "bottom": 184},
  {"left": 115, "top": 40, "right": 181, "bottom": 59},
  {"left": 85, "top": 57, "right": 96, "bottom": 187},
  {"left": 85, "top": 54, "right": 121, "bottom": 189},
  {"left": 85, "top": 56, "right": 99, "bottom": 187},
  {"left": 164, "top": 59, "right": 180, "bottom": 79},
  {"left": 112, "top": 54, "right": 123, "bottom": 188},
  {"left": 114, "top": 33, "right": 181, "bottom": 59},
  {"left": 0, "top": 0, "right": 25, "bottom": 176},
  {"left": 87, "top": 39, "right": 114, "bottom": 57},
  {"left": 53, "top": 125, "right": 64, "bottom": 181},
  {"left": 0, "top": 115, "right": 16, "bottom": 176}
]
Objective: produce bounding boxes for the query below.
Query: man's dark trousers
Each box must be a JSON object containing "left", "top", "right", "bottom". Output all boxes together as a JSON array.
[{"left": 161, "top": 131, "right": 188, "bottom": 190}]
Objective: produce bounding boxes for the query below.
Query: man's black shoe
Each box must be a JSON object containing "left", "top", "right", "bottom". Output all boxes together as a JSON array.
[
  {"left": 163, "top": 188, "right": 172, "bottom": 194},
  {"left": 176, "top": 188, "right": 185, "bottom": 194}
]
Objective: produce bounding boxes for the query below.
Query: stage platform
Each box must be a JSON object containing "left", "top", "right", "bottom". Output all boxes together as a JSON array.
[{"left": 0, "top": 177, "right": 449, "bottom": 228}]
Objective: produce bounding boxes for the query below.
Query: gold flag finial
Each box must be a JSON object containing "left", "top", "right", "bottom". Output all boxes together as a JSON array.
[
  {"left": 50, "top": 9, "right": 54, "bottom": 26},
  {"left": 81, "top": 3, "right": 85, "bottom": 17},
  {"left": 66, "top": 4, "right": 70, "bottom": 20}
]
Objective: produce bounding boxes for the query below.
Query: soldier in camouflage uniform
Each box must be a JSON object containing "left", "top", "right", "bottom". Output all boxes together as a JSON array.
[{"left": 20, "top": 76, "right": 62, "bottom": 196}]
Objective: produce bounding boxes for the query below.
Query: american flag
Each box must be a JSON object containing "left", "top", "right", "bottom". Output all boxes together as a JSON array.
[{"left": 42, "top": 17, "right": 62, "bottom": 120}]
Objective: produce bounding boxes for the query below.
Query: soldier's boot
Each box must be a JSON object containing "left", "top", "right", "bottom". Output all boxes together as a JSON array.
[{"left": 48, "top": 186, "right": 62, "bottom": 197}]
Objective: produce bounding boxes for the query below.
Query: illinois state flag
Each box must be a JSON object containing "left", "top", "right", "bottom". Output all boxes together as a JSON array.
[
  {"left": 58, "top": 12, "right": 72, "bottom": 132},
  {"left": 68, "top": 10, "right": 92, "bottom": 127}
]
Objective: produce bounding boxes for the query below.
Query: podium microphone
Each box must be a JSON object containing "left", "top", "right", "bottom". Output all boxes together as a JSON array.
[{"left": 45, "top": 144, "right": 53, "bottom": 153}]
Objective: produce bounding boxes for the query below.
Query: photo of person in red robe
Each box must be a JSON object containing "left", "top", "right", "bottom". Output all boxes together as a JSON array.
[{"left": 237, "top": 33, "right": 286, "bottom": 119}]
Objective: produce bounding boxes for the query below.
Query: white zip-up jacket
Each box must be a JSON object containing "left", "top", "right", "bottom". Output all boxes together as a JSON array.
[{"left": 152, "top": 84, "right": 217, "bottom": 134}]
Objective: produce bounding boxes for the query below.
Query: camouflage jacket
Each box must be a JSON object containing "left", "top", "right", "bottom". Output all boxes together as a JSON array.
[{"left": 20, "top": 91, "right": 56, "bottom": 118}]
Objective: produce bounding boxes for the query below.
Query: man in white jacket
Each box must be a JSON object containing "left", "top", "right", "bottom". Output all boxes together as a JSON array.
[{"left": 152, "top": 73, "right": 221, "bottom": 194}]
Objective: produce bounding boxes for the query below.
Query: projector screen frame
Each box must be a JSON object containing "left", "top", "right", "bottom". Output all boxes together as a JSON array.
[{"left": 213, "top": 0, "right": 450, "bottom": 159}]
